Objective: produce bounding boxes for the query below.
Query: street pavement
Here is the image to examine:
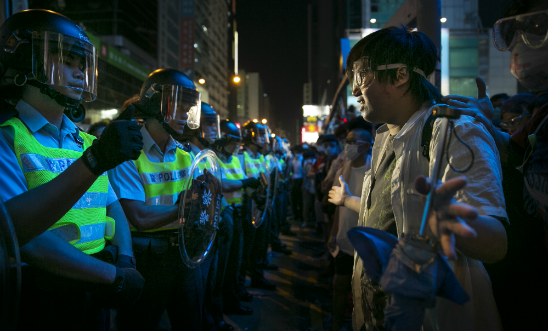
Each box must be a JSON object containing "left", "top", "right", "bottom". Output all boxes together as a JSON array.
[{"left": 226, "top": 224, "right": 335, "bottom": 331}]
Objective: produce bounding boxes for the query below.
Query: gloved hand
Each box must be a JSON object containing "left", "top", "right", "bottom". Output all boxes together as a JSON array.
[
  {"left": 241, "top": 177, "right": 260, "bottom": 189},
  {"left": 115, "top": 254, "right": 136, "bottom": 270},
  {"left": 94, "top": 266, "right": 145, "bottom": 309},
  {"left": 82, "top": 120, "right": 143, "bottom": 175}
]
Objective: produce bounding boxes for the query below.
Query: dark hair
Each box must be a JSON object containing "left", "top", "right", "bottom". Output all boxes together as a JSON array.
[
  {"left": 322, "top": 134, "right": 338, "bottom": 144},
  {"left": 346, "top": 26, "right": 442, "bottom": 103},
  {"left": 490, "top": 93, "right": 509, "bottom": 103},
  {"left": 88, "top": 121, "right": 108, "bottom": 136},
  {"left": 333, "top": 122, "right": 348, "bottom": 138},
  {"left": 530, "top": 92, "right": 548, "bottom": 111},
  {"left": 348, "top": 116, "right": 373, "bottom": 132}
]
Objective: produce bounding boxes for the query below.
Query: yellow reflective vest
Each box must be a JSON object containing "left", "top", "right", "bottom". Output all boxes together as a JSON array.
[
  {"left": 132, "top": 147, "right": 192, "bottom": 231},
  {"left": 220, "top": 155, "right": 246, "bottom": 206},
  {"left": 1, "top": 118, "right": 114, "bottom": 254}
]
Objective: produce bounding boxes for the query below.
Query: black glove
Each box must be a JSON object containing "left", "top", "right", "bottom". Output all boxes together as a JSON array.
[
  {"left": 241, "top": 177, "right": 260, "bottom": 189},
  {"left": 115, "top": 254, "right": 137, "bottom": 270},
  {"left": 82, "top": 120, "right": 143, "bottom": 175},
  {"left": 94, "top": 266, "right": 145, "bottom": 309}
]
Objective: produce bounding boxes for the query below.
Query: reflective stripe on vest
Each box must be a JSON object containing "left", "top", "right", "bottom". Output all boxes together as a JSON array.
[
  {"left": 243, "top": 151, "right": 265, "bottom": 179},
  {"left": 221, "top": 156, "right": 246, "bottom": 206},
  {"left": 132, "top": 147, "right": 192, "bottom": 231},
  {"left": 0, "top": 118, "right": 114, "bottom": 255}
]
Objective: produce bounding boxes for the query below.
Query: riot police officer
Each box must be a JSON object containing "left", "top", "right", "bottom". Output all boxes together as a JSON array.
[
  {"left": 109, "top": 68, "right": 207, "bottom": 330},
  {"left": 211, "top": 119, "right": 260, "bottom": 318},
  {"left": 238, "top": 121, "right": 277, "bottom": 291},
  {"left": 0, "top": 9, "right": 145, "bottom": 330}
]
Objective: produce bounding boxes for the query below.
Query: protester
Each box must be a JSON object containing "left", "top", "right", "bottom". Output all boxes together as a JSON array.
[
  {"left": 500, "top": 93, "right": 534, "bottom": 135},
  {"left": 301, "top": 150, "right": 316, "bottom": 227},
  {"left": 330, "top": 25, "right": 507, "bottom": 331},
  {"left": 440, "top": 1, "right": 548, "bottom": 329},
  {"left": 327, "top": 128, "right": 372, "bottom": 331},
  {"left": 288, "top": 145, "right": 304, "bottom": 223}
]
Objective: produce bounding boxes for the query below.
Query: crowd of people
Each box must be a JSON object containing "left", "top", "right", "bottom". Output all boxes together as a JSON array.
[{"left": 1, "top": 0, "right": 548, "bottom": 330}]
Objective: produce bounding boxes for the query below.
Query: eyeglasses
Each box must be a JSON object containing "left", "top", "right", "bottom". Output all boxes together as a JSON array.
[
  {"left": 493, "top": 10, "right": 548, "bottom": 51},
  {"left": 500, "top": 113, "right": 529, "bottom": 129},
  {"left": 352, "top": 56, "right": 427, "bottom": 89}
]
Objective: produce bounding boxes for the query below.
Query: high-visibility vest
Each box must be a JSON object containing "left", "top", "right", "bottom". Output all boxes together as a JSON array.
[
  {"left": 132, "top": 147, "right": 192, "bottom": 231},
  {"left": 1, "top": 118, "right": 114, "bottom": 255},
  {"left": 243, "top": 150, "right": 265, "bottom": 179},
  {"left": 220, "top": 156, "right": 246, "bottom": 206}
]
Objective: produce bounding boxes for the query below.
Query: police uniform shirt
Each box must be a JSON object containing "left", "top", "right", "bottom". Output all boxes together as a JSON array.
[
  {"left": 108, "top": 125, "right": 193, "bottom": 204},
  {"left": 0, "top": 100, "right": 118, "bottom": 205}
]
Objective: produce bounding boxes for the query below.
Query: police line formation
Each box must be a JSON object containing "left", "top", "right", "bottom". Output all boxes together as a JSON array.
[{"left": 1, "top": 4, "right": 548, "bottom": 331}]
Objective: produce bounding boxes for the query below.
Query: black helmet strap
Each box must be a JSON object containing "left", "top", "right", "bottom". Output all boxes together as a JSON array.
[{"left": 26, "top": 79, "right": 85, "bottom": 122}]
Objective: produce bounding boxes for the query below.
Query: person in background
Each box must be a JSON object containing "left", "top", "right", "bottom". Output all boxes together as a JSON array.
[
  {"left": 301, "top": 150, "right": 316, "bottom": 227},
  {"left": 500, "top": 93, "right": 534, "bottom": 135},
  {"left": 490, "top": 93, "right": 509, "bottom": 126},
  {"left": 311, "top": 135, "right": 328, "bottom": 235},
  {"left": 441, "top": 1, "right": 548, "bottom": 329},
  {"left": 327, "top": 128, "right": 372, "bottom": 331},
  {"left": 288, "top": 144, "right": 304, "bottom": 224},
  {"left": 88, "top": 121, "right": 108, "bottom": 139}
]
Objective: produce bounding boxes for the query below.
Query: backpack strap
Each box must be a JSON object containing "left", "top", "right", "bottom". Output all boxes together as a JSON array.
[{"left": 421, "top": 114, "right": 436, "bottom": 161}]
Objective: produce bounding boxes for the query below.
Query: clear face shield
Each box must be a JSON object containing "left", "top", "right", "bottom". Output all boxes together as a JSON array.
[
  {"left": 202, "top": 115, "right": 221, "bottom": 143},
  {"left": 30, "top": 31, "right": 98, "bottom": 101},
  {"left": 494, "top": 10, "right": 548, "bottom": 51},
  {"left": 144, "top": 83, "right": 201, "bottom": 131},
  {"left": 251, "top": 126, "right": 270, "bottom": 148}
]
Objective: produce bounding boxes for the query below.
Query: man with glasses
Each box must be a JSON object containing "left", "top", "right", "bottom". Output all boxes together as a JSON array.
[
  {"left": 327, "top": 128, "right": 372, "bottom": 331},
  {"left": 329, "top": 26, "right": 508, "bottom": 331}
]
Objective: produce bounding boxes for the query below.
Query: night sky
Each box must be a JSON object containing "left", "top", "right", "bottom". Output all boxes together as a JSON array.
[{"left": 237, "top": 0, "right": 309, "bottom": 144}]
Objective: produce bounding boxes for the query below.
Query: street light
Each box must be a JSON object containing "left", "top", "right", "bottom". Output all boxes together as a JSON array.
[
  {"left": 252, "top": 119, "right": 258, "bottom": 123},
  {"left": 261, "top": 119, "right": 267, "bottom": 124},
  {"left": 198, "top": 78, "right": 205, "bottom": 84},
  {"left": 370, "top": 18, "right": 376, "bottom": 24},
  {"left": 233, "top": 76, "right": 241, "bottom": 83},
  {"left": 271, "top": 133, "right": 276, "bottom": 138},
  {"left": 440, "top": 17, "right": 447, "bottom": 23}
]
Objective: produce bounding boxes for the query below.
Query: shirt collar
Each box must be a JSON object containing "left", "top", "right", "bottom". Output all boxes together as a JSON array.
[
  {"left": 140, "top": 125, "right": 180, "bottom": 154},
  {"left": 16, "top": 99, "right": 79, "bottom": 136}
]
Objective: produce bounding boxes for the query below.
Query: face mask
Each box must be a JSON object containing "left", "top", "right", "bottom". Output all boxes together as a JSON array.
[
  {"left": 510, "top": 41, "right": 548, "bottom": 92},
  {"left": 345, "top": 144, "right": 363, "bottom": 161}
]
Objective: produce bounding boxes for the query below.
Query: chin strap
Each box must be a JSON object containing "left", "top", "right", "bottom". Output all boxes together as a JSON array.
[{"left": 26, "top": 79, "right": 85, "bottom": 122}]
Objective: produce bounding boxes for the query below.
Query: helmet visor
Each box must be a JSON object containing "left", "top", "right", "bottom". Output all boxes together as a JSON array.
[
  {"left": 202, "top": 114, "right": 221, "bottom": 143},
  {"left": 161, "top": 84, "right": 201, "bottom": 129},
  {"left": 494, "top": 10, "right": 548, "bottom": 51},
  {"left": 32, "top": 31, "right": 98, "bottom": 102}
]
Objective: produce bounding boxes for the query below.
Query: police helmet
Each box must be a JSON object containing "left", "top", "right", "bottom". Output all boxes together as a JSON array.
[
  {"left": 242, "top": 120, "right": 269, "bottom": 150},
  {"left": 212, "top": 119, "right": 242, "bottom": 158},
  {"left": 0, "top": 9, "right": 98, "bottom": 122}
]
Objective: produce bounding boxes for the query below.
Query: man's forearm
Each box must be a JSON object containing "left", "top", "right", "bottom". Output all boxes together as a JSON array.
[
  {"left": 6, "top": 159, "right": 99, "bottom": 245},
  {"left": 222, "top": 179, "right": 244, "bottom": 192},
  {"left": 107, "top": 201, "right": 134, "bottom": 256},
  {"left": 455, "top": 215, "right": 507, "bottom": 263},
  {"left": 120, "top": 199, "right": 178, "bottom": 232},
  {"left": 20, "top": 231, "right": 116, "bottom": 284},
  {"left": 343, "top": 196, "right": 361, "bottom": 214}
]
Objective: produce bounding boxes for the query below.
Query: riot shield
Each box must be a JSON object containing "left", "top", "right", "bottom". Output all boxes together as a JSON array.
[
  {"left": 0, "top": 197, "right": 21, "bottom": 331},
  {"left": 178, "top": 149, "right": 223, "bottom": 268},
  {"left": 250, "top": 157, "right": 275, "bottom": 228}
]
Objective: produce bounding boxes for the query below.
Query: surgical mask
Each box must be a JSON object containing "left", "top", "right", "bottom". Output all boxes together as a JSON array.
[
  {"left": 345, "top": 144, "right": 363, "bottom": 161},
  {"left": 510, "top": 42, "right": 548, "bottom": 92}
]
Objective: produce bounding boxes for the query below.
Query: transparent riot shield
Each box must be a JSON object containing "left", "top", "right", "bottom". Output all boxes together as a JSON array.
[
  {"left": 178, "top": 149, "right": 223, "bottom": 268},
  {"left": 251, "top": 157, "right": 275, "bottom": 228},
  {"left": 0, "top": 197, "right": 21, "bottom": 331}
]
